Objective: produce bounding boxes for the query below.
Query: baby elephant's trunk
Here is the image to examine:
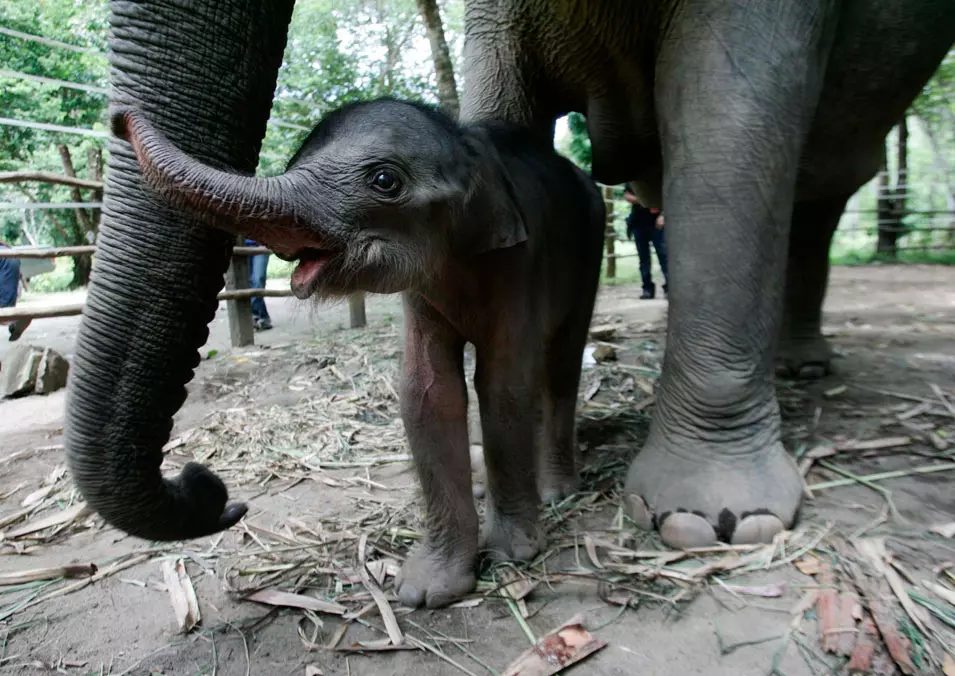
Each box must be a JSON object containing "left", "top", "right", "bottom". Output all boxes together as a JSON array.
[{"left": 111, "top": 109, "right": 298, "bottom": 235}]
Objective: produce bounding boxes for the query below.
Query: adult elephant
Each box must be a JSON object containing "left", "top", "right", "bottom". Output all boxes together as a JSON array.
[{"left": 66, "top": 1, "right": 954, "bottom": 547}]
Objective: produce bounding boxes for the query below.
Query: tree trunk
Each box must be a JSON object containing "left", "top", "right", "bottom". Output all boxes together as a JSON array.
[
  {"left": 57, "top": 145, "right": 95, "bottom": 287},
  {"left": 415, "top": 0, "right": 459, "bottom": 118}
]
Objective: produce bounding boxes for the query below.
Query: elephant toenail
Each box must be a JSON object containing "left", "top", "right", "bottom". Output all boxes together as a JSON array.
[
  {"left": 626, "top": 494, "right": 654, "bottom": 530},
  {"left": 659, "top": 512, "right": 718, "bottom": 549},
  {"left": 732, "top": 513, "right": 785, "bottom": 545}
]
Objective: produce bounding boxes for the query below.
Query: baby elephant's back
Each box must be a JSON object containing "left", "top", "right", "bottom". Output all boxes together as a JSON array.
[{"left": 485, "top": 124, "right": 605, "bottom": 268}]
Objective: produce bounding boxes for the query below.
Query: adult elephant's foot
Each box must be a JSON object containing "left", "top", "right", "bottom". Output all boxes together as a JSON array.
[
  {"left": 624, "top": 438, "right": 803, "bottom": 548},
  {"left": 396, "top": 542, "right": 476, "bottom": 608},
  {"left": 775, "top": 335, "right": 833, "bottom": 380}
]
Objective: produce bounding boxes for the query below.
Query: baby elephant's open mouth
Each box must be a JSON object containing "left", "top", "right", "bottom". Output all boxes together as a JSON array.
[{"left": 289, "top": 248, "right": 337, "bottom": 299}]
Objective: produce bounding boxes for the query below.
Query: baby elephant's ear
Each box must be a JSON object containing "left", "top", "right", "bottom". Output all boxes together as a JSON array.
[{"left": 457, "top": 134, "right": 529, "bottom": 256}]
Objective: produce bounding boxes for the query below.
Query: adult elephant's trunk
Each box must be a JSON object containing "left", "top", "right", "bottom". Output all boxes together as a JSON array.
[{"left": 65, "top": 0, "right": 295, "bottom": 541}]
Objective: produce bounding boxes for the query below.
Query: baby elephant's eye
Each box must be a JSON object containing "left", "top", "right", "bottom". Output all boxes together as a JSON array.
[{"left": 370, "top": 168, "right": 401, "bottom": 195}]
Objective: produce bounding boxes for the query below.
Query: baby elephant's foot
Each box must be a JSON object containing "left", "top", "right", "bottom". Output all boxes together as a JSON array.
[
  {"left": 775, "top": 336, "right": 833, "bottom": 380},
  {"left": 537, "top": 466, "right": 580, "bottom": 503},
  {"left": 396, "top": 543, "right": 476, "bottom": 609},
  {"left": 482, "top": 511, "right": 543, "bottom": 562},
  {"left": 625, "top": 439, "right": 803, "bottom": 549}
]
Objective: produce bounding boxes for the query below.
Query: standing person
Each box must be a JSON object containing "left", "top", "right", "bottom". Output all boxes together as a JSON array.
[
  {"left": 0, "top": 242, "right": 31, "bottom": 341},
  {"left": 245, "top": 239, "right": 272, "bottom": 331},
  {"left": 623, "top": 183, "right": 668, "bottom": 299}
]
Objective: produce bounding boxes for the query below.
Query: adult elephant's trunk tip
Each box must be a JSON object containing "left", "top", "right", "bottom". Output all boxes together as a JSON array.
[{"left": 66, "top": 440, "right": 249, "bottom": 541}]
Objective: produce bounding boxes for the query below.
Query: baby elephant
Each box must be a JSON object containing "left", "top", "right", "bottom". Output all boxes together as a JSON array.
[{"left": 114, "top": 98, "right": 606, "bottom": 608}]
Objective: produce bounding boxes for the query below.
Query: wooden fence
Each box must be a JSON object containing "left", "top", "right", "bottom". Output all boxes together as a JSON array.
[
  {"left": 4, "top": 180, "right": 953, "bottom": 347},
  {"left": 0, "top": 240, "right": 367, "bottom": 348}
]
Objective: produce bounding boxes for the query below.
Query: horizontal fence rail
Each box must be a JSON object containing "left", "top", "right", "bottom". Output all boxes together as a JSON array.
[{"left": 0, "top": 245, "right": 271, "bottom": 258}]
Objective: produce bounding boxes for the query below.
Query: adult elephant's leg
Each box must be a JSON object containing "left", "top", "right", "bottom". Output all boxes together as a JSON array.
[
  {"left": 776, "top": 195, "right": 849, "bottom": 379},
  {"left": 66, "top": 0, "right": 294, "bottom": 541},
  {"left": 625, "top": 1, "right": 835, "bottom": 548}
]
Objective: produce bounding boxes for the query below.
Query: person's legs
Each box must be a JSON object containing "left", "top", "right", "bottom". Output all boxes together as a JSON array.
[
  {"left": 634, "top": 230, "right": 654, "bottom": 298},
  {"left": 0, "top": 256, "right": 29, "bottom": 340},
  {"left": 248, "top": 254, "right": 271, "bottom": 329},
  {"left": 651, "top": 227, "right": 669, "bottom": 294}
]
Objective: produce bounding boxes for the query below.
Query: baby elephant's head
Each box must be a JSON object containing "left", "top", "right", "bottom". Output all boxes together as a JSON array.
[{"left": 113, "top": 99, "right": 526, "bottom": 299}]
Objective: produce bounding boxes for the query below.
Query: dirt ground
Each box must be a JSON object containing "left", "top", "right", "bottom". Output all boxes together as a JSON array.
[{"left": 1, "top": 264, "right": 954, "bottom": 676}]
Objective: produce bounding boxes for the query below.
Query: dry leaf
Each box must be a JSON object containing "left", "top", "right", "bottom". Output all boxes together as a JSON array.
[
  {"left": 503, "top": 615, "right": 607, "bottom": 676},
  {"left": 161, "top": 558, "right": 200, "bottom": 634},
  {"left": 846, "top": 616, "right": 878, "bottom": 673},
  {"left": 721, "top": 582, "right": 787, "bottom": 598},
  {"left": 358, "top": 533, "right": 403, "bottom": 646},
  {"left": 816, "top": 571, "right": 841, "bottom": 654},
  {"left": 806, "top": 446, "right": 835, "bottom": 460},
  {"left": 794, "top": 556, "right": 823, "bottom": 576},
  {"left": 854, "top": 538, "right": 929, "bottom": 635},
  {"left": 930, "top": 523, "right": 955, "bottom": 538},
  {"left": 943, "top": 654, "right": 955, "bottom": 676},
  {"left": 597, "top": 581, "right": 638, "bottom": 609},
  {"left": 4, "top": 502, "right": 90, "bottom": 539},
  {"left": 835, "top": 436, "right": 910, "bottom": 452},
  {"left": 499, "top": 568, "right": 538, "bottom": 602},
  {"left": 0, "top": 563, "right": 97, "bottom": 586},
  {"left": 305, "top": 665, "right": 324, "bottom": 676},
  {"left": 583, "top": 535, "right": 604, "bottom": 570},
  {"left": 930, "top": 582, "right": 955, "bottom": 608},
  {"left": 21, "top": 485, "right": 54, "bottom": 508},
  {"left": 245, "top": 589, "right": 346, "bottom": 615}
]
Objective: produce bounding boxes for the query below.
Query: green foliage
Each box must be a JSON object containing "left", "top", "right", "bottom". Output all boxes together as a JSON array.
[
  {"left": 22, "top": 256, "right": 74, "bottom": 293},
  {"left": 0, "top": 0, "right": 109, "bottom": 167},
  {"left": 0, "top": 0, "right": 462, "bottom": 291},
  {"left": 0, "top": 0, "right": 109, "bottom": 254},
  {"left": 257, "top": 0, "right": 447, "bottom": 175},
  {"left": 559, "top": 112, "right": 592, "bottom": 173}
]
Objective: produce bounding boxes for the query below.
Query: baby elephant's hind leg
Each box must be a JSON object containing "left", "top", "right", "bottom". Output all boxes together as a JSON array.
[{"left": 476, "top": 341, "right": 543, "bottom": 562}]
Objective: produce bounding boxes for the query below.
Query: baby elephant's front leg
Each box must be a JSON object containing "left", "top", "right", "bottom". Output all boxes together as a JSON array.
[{"left": 395, "top": 296, "right": 478, "bottom": 609}]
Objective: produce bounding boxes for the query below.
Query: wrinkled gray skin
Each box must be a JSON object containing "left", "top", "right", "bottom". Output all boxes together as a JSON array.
[
  {"left": 113, "top": 99, "right": 606, "bottom": 608},
  {"left": 67, "top": 0, "right": 953, "bottom": 566}
]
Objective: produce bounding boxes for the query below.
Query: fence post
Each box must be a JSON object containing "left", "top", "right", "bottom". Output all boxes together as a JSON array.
[
  {"left": 348, "top": 292, "right": 367, "bottom": 328},
  {"left": 603, "top": 185, "right": 616, "bottom": 279},
  {"left": 224, "top": 234, "right": 255, "bottom": 347}
]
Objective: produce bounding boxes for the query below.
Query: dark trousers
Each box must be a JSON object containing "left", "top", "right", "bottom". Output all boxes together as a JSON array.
[
  {"left": 634, "top": 227, "right": 668, "bottom": 292},
  {"left": 248, "top": 253, "right": 270, "bottom": 320}
]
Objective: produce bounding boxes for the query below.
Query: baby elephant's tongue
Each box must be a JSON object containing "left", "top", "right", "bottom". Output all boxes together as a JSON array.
[{"left": 290, "top": 255, "right": 328, "bottom": 299}]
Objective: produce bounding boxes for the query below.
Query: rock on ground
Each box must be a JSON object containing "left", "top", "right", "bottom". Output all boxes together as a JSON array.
[{"left": 0, "top": 344, "right": 69, "bottom": 399}]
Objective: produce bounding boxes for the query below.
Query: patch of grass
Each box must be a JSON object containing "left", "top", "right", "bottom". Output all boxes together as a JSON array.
[{"left": 830, "top": 249, "right": 955, "bottom": 266}]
